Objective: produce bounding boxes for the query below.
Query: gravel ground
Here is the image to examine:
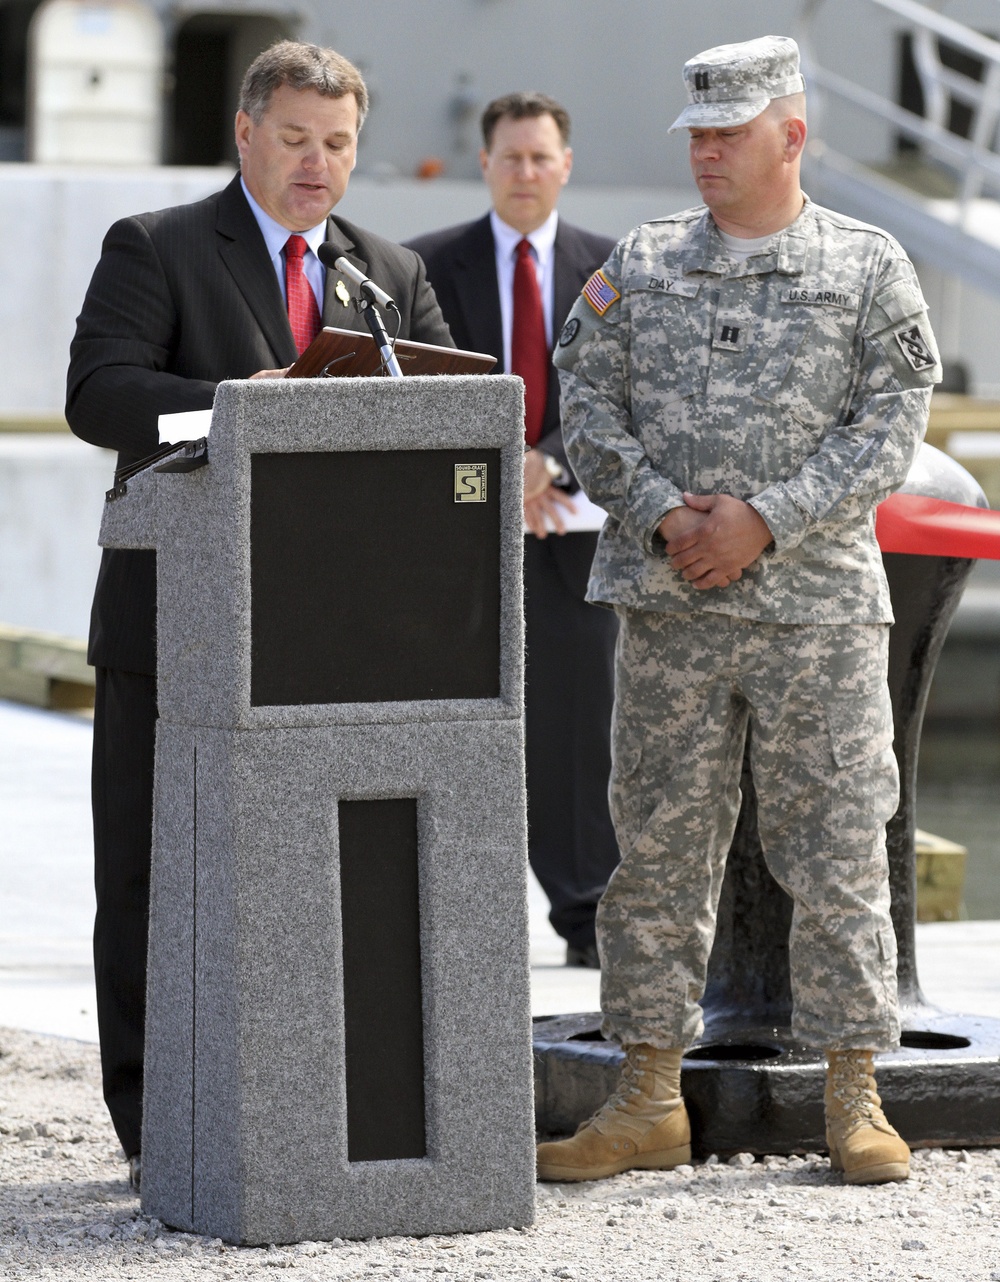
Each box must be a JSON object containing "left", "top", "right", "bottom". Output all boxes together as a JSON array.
[{"left": 2, "top": 1026, "right": 999, "bottom": 1282}]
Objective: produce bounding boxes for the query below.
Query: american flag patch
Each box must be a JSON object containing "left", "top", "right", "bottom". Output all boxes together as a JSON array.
[{"left": 582, "top": 270, "right": 621, "bottom": 316}]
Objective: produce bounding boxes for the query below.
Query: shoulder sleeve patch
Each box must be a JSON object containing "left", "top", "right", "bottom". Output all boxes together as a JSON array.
[
  {"left": 893, "top": 322, "right": 936, "bottom": 373},
  {"left": 582, "top": 269, "right": 621, "bottom": 316},
  {"left": 557, "top": 316, "right": 581, "bottom": 347},
  {"left": 868, "top": 272, "right": 941, "bottom": 388}
]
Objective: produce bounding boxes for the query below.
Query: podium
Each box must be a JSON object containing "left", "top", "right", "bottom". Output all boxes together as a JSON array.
[{"left": 99, "top": 375, "right": 534, "bottom": 1244}]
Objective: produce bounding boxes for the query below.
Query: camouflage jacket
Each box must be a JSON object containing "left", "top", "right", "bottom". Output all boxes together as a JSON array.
[{"left": 554, "top": 198, "right": 940, "bottom": 623}]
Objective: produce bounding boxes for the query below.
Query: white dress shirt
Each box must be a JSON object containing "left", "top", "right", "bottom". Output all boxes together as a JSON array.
[
  {"left": 490, "top": 208, "right": 559, "bottom": 374},
  {"left": 240, "top": 176, "right": 327, "bottom": 311}
]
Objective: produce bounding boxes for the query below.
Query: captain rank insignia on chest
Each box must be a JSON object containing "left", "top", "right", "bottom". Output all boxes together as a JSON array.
[{"left": 713, "top": 319, "right": 748, "bottom": 352}]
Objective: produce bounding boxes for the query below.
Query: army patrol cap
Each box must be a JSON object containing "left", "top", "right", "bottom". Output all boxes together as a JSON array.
[{"left": 668, "top": 35, "right": 805, "bottom": 133}]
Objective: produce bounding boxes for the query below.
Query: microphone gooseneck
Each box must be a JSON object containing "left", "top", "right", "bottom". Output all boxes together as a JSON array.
[
  {"left": 317, "top": 243, "right": 403, "bottom": 378},
  {"left": 317, "top": 245, "right": 398, "bottom": 312}
]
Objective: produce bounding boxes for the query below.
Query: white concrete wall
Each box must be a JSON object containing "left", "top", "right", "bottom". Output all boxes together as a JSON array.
[
  {"left": 0, "top": 163, "right": 695, "bottom": 415},
  {"left": 9, "top": 153, "right": 1000, "bottom": 414},
  {"left": 0, "top": 163, "right": 233, "bottom": 415},
  {"left": 3, "top": 159, "right": 1000, "bottom": 644},
  {"left": 0, "top": 436, "right": 113, "bottom": 638},
  {"left": 7, "top": 0, "right": 1000, "bottom": 642},
  {"left": 0, "top": 162, "right": 694, "bottom": 639}
]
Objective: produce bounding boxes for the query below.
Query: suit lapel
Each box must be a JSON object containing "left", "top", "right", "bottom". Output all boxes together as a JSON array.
[
  {"left": 450, "top": 216, "right": 503, "bottom": 363},
  {"left": 215, "top": 178, "right": 298, "bottom": 368},
  {"left": 320, "top": 219, "right": 369, "bottom": 334}
]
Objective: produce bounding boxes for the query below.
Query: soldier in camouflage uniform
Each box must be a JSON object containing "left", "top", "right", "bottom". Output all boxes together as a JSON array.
[{"left": 536, "top": 35, "right": 940, "bottom": 1187}]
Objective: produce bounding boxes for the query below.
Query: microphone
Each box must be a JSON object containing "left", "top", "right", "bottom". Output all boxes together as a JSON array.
[
  {"left": 317, "top": 242, "right": 403, "bottom": 378},
  {"left": 318, "top": 244, "right": 398, "bottom": 312}
]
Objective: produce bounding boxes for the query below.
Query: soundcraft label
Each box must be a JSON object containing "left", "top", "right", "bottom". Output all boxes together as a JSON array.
[{"left": 455, "top": 464, "right": 488, "bottom": 502}]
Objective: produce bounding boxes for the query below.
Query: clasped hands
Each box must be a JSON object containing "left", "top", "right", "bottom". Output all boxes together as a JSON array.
[{"left": 658, "top": 493, "right": 773, "bottom": 590}]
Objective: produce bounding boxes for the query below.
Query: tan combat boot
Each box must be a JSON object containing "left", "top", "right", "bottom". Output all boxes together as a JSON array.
[
  {"left": 536, "top": 1044, "right": 691, "bottom": 1182},
  {"left": 825, "top": 1049, "right": 910, "bottom": 1184}
]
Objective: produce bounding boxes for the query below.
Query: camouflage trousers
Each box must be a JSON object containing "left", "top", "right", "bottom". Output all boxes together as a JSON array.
[{"left": 599, "top": 607, "right": 901, "bottom": 1052}]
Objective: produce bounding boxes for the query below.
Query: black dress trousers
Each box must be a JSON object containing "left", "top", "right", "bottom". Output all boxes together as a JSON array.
[
  {"left": 523, "top": 530, "right": 621, "bottom": 950},
  {"left": 91, "top": 665, "right": 157, "bottom": 1159}
]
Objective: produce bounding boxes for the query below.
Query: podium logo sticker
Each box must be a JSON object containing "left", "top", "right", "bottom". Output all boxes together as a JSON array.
[{"left": 455, "top": 464, "right": 487, "bottom": 502}]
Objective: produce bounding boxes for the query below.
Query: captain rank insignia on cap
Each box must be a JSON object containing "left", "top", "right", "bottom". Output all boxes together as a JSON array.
[{"left": 582, "top": 269, "right": 621, "bottom": 316}]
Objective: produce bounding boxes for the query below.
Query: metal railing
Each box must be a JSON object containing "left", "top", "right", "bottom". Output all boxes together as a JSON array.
[
  {"left": 801, "top": 0, "right": 1000, "bottom": 203},
  {"left": 798, "top": 0, "right": 1000, "bottom": 293}
]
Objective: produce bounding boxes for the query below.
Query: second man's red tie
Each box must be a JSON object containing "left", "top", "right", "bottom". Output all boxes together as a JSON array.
[
  {"left": 511, "top": 237, "right": 549, "bottom": 447},
  {"left": 284, "top": 234, "right": 322, "bottom": 355}
]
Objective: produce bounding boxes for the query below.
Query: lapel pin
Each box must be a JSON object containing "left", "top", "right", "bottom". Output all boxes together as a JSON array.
[{"left": 335, "top": 279, "right": 351, "bottom": 307}]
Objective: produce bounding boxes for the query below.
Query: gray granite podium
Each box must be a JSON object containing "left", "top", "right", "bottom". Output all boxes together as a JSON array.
[{"left": 99, "top": 376, "right": 535, "bottom": 1245}]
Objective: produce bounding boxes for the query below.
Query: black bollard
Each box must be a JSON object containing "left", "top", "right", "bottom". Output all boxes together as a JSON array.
[{"left": 534, "top": 445, "right": 1000, "bottom": 1153}]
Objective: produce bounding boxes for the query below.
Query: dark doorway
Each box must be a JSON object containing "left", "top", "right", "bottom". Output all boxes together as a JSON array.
[
  {"left": 0, "top": 0, "right": 44, "bottom": 158},
  {"left": 169, "top": 12, "right": 293, "bottom": 166}
]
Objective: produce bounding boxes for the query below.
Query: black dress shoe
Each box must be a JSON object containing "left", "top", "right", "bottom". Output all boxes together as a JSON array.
[{"left": 565, "top": 942, "right": 600, "bottom": 969}]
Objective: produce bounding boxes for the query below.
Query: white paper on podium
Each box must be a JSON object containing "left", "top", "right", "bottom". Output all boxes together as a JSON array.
[
  {"left": 158, "top": 409, "right": 213, "bottom": 444},
  {"left": 524, "top": 488, "right": 608, "bottom": 536}
]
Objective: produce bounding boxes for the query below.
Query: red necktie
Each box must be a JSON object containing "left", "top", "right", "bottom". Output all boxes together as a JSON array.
[
  {"left": 284, "top": 234, "right": 321, "bottom": 355},
  {"left": 511, "top": 237, "right": 549, "bottom": 447}
]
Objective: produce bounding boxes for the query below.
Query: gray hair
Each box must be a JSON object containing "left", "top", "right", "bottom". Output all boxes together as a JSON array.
[{"left": 238, "top": 40, "right": 369, "bottom": 129}]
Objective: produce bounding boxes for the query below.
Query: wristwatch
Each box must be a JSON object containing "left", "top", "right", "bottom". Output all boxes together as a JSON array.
[{"left": 542, "top": 453, "right": 569, "bottom": 485}]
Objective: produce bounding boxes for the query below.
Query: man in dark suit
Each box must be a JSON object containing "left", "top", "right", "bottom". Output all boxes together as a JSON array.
[
  {"left": 406, "top": 93, "right": 620, "bottom": 968},
  {"left": 66, "top": 40, "right": 451, "bottom": 1184}
]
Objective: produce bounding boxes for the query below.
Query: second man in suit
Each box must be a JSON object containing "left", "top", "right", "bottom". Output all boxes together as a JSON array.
[{"left": 407, "top": 94, "right": 620, "bottom": 966}]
